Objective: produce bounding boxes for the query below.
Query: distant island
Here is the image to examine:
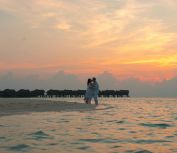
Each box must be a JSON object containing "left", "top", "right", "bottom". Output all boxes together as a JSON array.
[{"left": 0, "top": 89, "right": 129, "bottom": 98}]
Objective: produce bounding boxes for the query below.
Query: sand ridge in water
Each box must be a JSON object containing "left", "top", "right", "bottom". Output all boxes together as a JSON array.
[{"left": 0, "top": 98, "right": 97, "bottom": 116}]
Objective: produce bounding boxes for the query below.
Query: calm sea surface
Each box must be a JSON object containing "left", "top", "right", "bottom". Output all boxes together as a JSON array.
[{"left": 0, "top": 98, "right": 177, "bottom": 153}]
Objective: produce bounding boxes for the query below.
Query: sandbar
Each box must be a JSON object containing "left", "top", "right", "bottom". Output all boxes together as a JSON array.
[{"left": 0, "top": 98, "right": 96, "bottom": 116}]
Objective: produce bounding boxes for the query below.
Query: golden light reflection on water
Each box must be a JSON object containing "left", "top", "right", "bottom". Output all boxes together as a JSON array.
[{"left": 0, "top": 98, "right": 177, "bottom": 153}]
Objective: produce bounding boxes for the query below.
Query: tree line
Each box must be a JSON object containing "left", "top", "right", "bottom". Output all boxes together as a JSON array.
[{"left": 0, "top": 89, "right": 129, "bottom": 98}]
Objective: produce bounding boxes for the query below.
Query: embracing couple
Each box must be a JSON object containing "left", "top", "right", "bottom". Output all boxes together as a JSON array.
[{"left": 84, "top": 77, "right": 99, "bottom": 105}]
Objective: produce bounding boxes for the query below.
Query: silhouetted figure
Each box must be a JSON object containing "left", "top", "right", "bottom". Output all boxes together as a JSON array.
[
  {"left": 91, "top": 77, "right": 99, "bottom": 105},
  {"left": 84, "top": 77, "right": 99, "bottom": 105},
  {"left": 84, "top": 78, "right": 92, "bottom": 104}
]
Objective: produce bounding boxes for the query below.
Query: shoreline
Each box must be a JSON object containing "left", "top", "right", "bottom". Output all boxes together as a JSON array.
[{"left": 0, "top": 98, "right": 96, "bottom": 116}]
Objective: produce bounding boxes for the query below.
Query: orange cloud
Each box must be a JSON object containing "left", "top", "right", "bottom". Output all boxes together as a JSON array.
[{"left": 0, "top": 0, "right": 177, "bottom": 83}]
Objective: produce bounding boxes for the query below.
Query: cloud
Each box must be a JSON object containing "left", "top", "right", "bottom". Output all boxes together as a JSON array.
[
  {"left": 0, "top": 0, "right": 70, "bottom": 29},
  {"left": 0, "top": 0, "right": 176, "bottom": 47},
  {"left": 1, "top": 70, "right": 177, "bottom": 97},
  {"left": 0, "top": 0, "right": 177, "bottom": 83},
  {"left": 0, "top": 71, "right": 83, "bottom": 90},
  {"left": 46, "top": 71, "right": 82, "bottom": 89},
  {"left": 122, "top": 54, "right": 177, "bottom": 66},
  {"left": 54, "top": 21, "right": 72, "bottom": 31},
  {"left": 0, "top": 72, "right": 41, "bottom": 89},
  {"left": 96, "top": 71, "right": 120, "bottom": 89},
  {"left": 81, "top": 0, "right": 142, "bottom": 48}
]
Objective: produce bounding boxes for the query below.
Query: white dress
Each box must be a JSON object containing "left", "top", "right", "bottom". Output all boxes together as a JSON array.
[{"left": 85, "top": 83, "right": 94, "bottom": 100}]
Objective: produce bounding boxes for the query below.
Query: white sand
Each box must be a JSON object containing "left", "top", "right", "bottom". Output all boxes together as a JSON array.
[{"left": 0, "top": 98, "right": 96, "bottom": 116}]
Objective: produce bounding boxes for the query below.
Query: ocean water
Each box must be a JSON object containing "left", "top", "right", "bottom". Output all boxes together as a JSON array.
[{"left": 0, "top": 98, "right": 177, "bottom": 153}]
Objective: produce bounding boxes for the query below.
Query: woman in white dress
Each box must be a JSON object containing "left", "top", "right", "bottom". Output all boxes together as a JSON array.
[{"left": 84, "top": 78, "right": 93, "bottom": 104}]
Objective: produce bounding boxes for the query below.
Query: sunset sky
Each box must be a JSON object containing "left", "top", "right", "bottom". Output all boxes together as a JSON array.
[{"left": 0, "top": 0, "right": 177, "bottom": 82}]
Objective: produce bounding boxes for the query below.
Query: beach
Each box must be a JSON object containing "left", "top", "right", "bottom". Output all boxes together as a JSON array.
[
  {"left": 0, "top": 98, "right": 177, "bottom": 153},
  {"left": 0, "top": 98, "right": 97, "bottom": 116}
]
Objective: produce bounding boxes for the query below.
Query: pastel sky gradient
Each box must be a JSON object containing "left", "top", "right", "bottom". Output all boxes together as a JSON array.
[{"left": 0, "top": 0, "right": 177, "bottom": 82}]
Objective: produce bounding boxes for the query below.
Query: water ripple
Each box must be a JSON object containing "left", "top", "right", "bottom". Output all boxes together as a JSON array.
[
  {"left": 77, "top": 146, "right": 90, "bottom": 150},
  {"left": 134, "top": 139, "right": 171, "bottom": 144},
  {"left": 0, "top": 136, "right": 5, "bottom": 140},
  {"left": 134, "top": 150, "right": 153, "bottom": 153},
  {"left": 79, "top": 138, "right": 120, "bottom": 143},
  {"left": 139, "top": 123, "right": 172, "bottom": 128},
  {"left": 7, "top": 144, "right": 31, "bottom": 152},
  {"left": 28, "top": 130, "right": 52, "bottom": 140},
  {"left": 112, "top": 145, "right": 121, "bottom": 148}
]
